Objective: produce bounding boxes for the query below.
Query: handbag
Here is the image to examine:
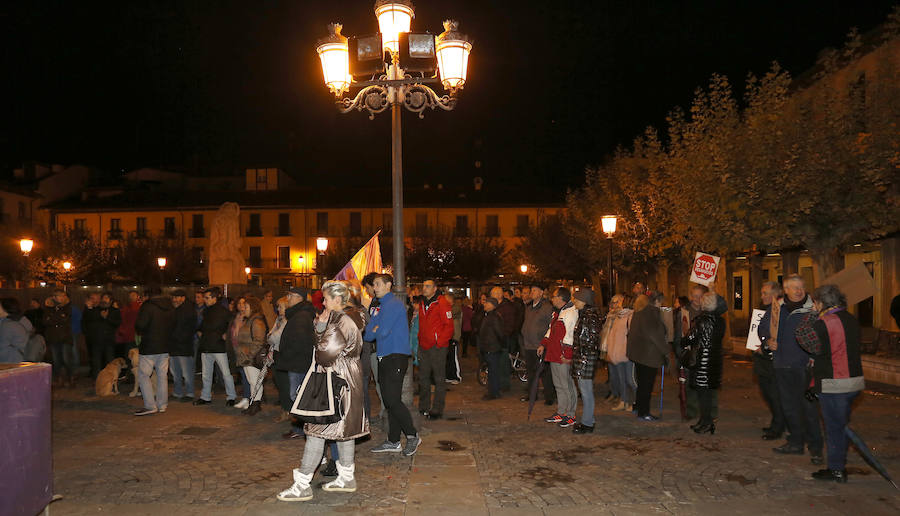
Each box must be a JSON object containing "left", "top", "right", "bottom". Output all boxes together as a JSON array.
[
  {"left": 681, "top": 343, "right": 698, "bottom": 369},
  {"left": 290, "top": 351, "right": 347, "bottom": 424}
]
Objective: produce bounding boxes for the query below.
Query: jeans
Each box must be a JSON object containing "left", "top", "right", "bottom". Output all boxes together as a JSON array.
[
  {"left": 169, "top": 355, "right": 195, "bottom": 398},
  {"left": 138, "top": 353, "right": 169, "bottom": 411},
  {"left": 634, "top": 362, "right": 658, "bottom": 417},
  {"left": 776, "top": 367, "right": 823, "bottom": 453},
  {"left": 88, "top": 337, "right": 115, "bottom": 379},
  {"left": 243, "top": 366, "right": 264, "bottom": 401},
  {"left": 524, "top": 349, "right": 555, "bottom": 401},
  {"left": 485, "top": 351, "right": 502, "bottom": 397},
  {"left": 577, "top": 378, "right": 595, "bottom": 426},
  {"left": 378, "top": 354, "right": 416, "bottom": 443},
  {"left": 200, "top": 352, "right": 236, "bottom": 401},
  {"left": 418, "top": 346, "right": 447, "bottom": 413},
  {"left": 550, "top": 362, "right": 576, "bottom": 417},
  {"left": 50, "top": 340, "right": 74, "bottom": 378},
  {"left": 609, "top": 361, "right": 636, "bottom": 405},
  {"left": 819, "top": 391, "right": 859, "bottom": 470}
]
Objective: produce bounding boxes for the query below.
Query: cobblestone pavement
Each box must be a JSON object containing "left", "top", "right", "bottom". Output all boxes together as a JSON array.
[{"left": 51, "top": 355, "right": 900, "bottom": 515}]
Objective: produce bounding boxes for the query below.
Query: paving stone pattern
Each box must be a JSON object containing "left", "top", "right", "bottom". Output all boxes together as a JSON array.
[{"left": 51, "top": 355, "right": 900, "bottom": 515}]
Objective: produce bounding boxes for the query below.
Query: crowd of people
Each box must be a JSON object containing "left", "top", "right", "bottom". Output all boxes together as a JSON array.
[{"left": 0, "top": 271, "right": 871, "bottom": 496}]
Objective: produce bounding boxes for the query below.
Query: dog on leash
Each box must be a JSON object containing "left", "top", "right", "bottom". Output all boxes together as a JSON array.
[
  {"left": 95, "top": 358, "right": 128, "bottom": 396},
  {"left": 128, "top": 348, "right": 155, "bottom": 398}
]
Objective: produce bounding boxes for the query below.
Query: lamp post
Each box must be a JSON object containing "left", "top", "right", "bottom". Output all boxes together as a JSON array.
[
  {"left": 61, "top": 260, "right": 72, "bottom": 288},
  {"left": 600, "top": 215, "right": 618, "bottom": 304},
  {"left": 315, "top": 1, "right": 472, "bottom": 299},
  {"left": 19, "top": 239, "right": 34, "bottom": 287},
  {"left": 157, "top": 257, "right": 167, "bottom": 286},
  {"left": 315, "top": 238, "right": 329, "bottom": 287}
]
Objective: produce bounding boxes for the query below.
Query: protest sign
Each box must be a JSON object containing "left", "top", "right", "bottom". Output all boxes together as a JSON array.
[
  {"left": 746, "top": 309, "right": 766, "bottom": 351},
  {"left": 689, "top": 251, "right": 721, "bottom": 286}
]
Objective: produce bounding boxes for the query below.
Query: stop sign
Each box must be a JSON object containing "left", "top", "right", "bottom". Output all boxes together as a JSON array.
[{"left": 690, "top": 252, "right": 721, "bottom": 286}]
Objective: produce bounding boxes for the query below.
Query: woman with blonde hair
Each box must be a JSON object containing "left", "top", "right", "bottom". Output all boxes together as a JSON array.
[
  {"left": 277, "top": 280, "right": 369, "bottom": 502},
  {"left": 603, "top": 294, "right": 635, "bottom": 411}
]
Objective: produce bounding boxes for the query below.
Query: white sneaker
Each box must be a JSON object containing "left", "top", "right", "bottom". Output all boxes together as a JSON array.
[
  {"left": 370, "top": 440, "right": 402, "bottom": 453},
  {"left": 234, "top": 398, "right": 250, "bottom": 409},
  {"left": 322, "top": 462, "right": 356, "bottom": 492},
  {"left": 276, "top": 469, "right": 313, "bottom": 502}
]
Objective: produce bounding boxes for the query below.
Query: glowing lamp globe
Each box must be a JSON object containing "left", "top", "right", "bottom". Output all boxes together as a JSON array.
[
  {"left": 436, "top": 20, "right": 472, "bottom": 91},
  {"left": 601, "top": 215, "right": 618, "bottom": 237},
  {"left": 245, "top": 266, "right": 252, "bottom": 275},
  {"left": 157, "top": 257, "right": 167, "bottom": 268},
  {"left": 62, "top": 261, "right": 72, "bottom": 271},
  {"left": 316, "top": 238, "right": 329, "bottom": 253},
  {"left": 375, "top": 0, "right": 414, "bottom": 54},
  {"left": 19, "top": 239, "right": 34, "bottom": 255},
  {"left": 317, "top": 23, "right": 351, "bottom": 96},
  {"left": 520, "top": 264, "right": 528, "bottom": 274}
]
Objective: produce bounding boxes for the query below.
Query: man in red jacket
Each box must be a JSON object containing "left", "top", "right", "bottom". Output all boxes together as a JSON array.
[{"left": 417, "top": 279, "right": 454, "bottom": 419}]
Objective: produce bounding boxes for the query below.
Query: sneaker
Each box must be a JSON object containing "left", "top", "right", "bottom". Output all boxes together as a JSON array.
[
  {"left": 402, "top": 434, "right": 422, "bottom": 456},
  {"left": 134, "top": 408, "right": 158, "bottom": 416},
  {"left": 370, "top": 440, "right": 403, "bottom": 453},
  {"left": 810, "top": 452, "right": 824, "bottom": 465},
  {"left": 192, "top": 398, "right": 210, "bottom": 405},
  {"left": 276, "top": 469, "right": 313, "bottom": 501},
  {"left": 611, "top": 401, "right": 626, "bottom": 411},
  {"left": 234, "top": 398, "right": 250, "bottom": 409},
  {"left": 573, "top": 423, "right": 594, "bottom": 434},
  {"left": 282, "top": 431, "right": 304, "bottom": 440},
  {"left": 544, "top": 413, "right": 563, "bottom": 423},
  {"left": 158, "top": 406, "right": 167, "bottom": 413},
  {"left": 637, "top": 414, "right": 659, "bottom": 422},
  {"left": 558, "top": 416, "right": 576, "bottom": 428}
]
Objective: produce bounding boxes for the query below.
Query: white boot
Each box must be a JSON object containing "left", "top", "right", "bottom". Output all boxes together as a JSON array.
[
  {"left": 234, "top": 398, "right": 249, "bottom": 409},
  {"left": 322, "top": 461, "right": 356, "bottom": 492},
  {"left": 276, "top": 468, "right": 313, "bottom": 501}
]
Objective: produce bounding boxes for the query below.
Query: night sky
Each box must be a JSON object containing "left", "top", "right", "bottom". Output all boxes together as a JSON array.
[{"left": 4, "top": 1, "right": 897, "bottom": 190}]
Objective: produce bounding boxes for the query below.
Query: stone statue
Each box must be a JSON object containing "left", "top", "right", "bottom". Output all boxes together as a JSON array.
[{"left": 209, "top": 202, "right": 246, "bottom": 285}]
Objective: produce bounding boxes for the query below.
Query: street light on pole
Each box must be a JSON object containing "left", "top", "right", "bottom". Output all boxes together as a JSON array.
[
  {"left": 314, "top": 1, "right": 473, "bottom": 299},
  {"left": 157, "top": 257, "right": 167, "bottom": 286},
  {"left": 601, "top": 215, "right": 618, "bottom": 304},
  {"left": 19, "top": 239, "right": 34, "bottom": 255}
]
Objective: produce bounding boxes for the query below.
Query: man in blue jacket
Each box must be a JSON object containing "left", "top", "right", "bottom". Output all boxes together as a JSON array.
[
  {"left": 758, "top": 274, "right": 822, "bottom": 463},
  {"left": 365, "top": 274, "right": 420, "bottom": 456}
]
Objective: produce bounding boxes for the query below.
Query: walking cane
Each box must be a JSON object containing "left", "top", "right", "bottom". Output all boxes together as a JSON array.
[{"left": 659, "top": 365, "right": 665, "bottom": 418}]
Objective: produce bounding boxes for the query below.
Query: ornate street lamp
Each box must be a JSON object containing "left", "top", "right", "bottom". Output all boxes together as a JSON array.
[
  {"left": 19, "top": 238, "right": 34, "bottom": 255},
  {"left": 600, "top": 215, "right": 618, "bottom": 304},
  {"left": 157, "top": 257, "right": 167, "bottom": 269},
  {"left": 316, "top": 238, "right": 329, "bottom": 253},
  {"left": 62, "top": 261, "right": 72, "bottom": 271},
  {"left": 315, "top": 1, "right": 472, "bottom": 298},
  {"left": 519, "top": 264, "right": 528, "bottom": 274}
]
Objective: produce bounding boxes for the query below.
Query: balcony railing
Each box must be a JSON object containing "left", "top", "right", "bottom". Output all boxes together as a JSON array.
[
  {"left": 245, "top": 227, "right": 263, "bottom": 237},
  {"left": 107, "top": 229, "right": 124, "bottom": 240},
  {"left": 189, "top": 228, "right": 205, "bottom": 238}
]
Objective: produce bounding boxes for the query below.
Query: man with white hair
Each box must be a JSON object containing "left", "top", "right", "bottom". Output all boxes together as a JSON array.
[{"left": 758, "top": 274, "right": 822, "bottom": 464}]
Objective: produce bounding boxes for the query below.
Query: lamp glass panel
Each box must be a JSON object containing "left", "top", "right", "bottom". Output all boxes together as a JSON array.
[
  {"left": 375, "top": 3, "right": 413, "bottom": 53},
  {"left": 601, "top": 216, "right": 617, "bottom": 235},
  {"left": 436, "top": 39, "right": 471, "bottom": 89},
  {"left": 317, "top": 42, "right": 350, "bottom": 93},
  {"left": 20, "top": 239, "right": 33, "bottom": 253}
]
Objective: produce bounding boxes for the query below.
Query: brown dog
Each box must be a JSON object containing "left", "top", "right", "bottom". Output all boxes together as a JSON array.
[
  {"left": 95, "top": 358, "right": 128, "bottom": 396},
  {"left": 128, "top": 348, "right": 155, "bottom": 398}
]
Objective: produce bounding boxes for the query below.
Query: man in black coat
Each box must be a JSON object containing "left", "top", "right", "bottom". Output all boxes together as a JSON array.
[
  {"left": 44, "top": 289, "right": 74, "bottom": 387},
  {"left": 82, "top": 292, "right": 122, "bottom": 379},
  {"left": 193, "top": 287, "right": 237, "bottom": 406},
  {"left": 133, "top": 288, "right": 175, "bottom": 416},
  {"left": 275, "top": 286, "right": 317, "bottom": 438},
  {"left": 170, "top": 289, "right": 198, "bottom": 402}
]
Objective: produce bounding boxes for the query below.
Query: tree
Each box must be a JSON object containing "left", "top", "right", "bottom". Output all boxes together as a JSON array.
[
  {"left": 513, "top": 213, "right": 595, "bottom": 281},
  {"left": 111, "top": 233, "right": 205, "bottom": 284},
  {"left": 26, "top": 227, "right": 111, "bottom": 284}
]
